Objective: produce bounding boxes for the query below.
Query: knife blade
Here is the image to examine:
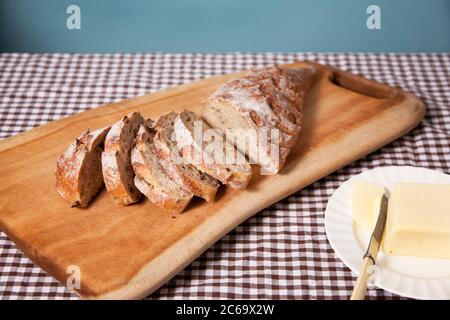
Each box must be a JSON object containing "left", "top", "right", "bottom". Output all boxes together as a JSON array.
[
  {"left": 350, "top": 193, "right": 388, "bottom": 300},
  {"left": 365, "top": 193, "right": 388, "bottom": 264}
]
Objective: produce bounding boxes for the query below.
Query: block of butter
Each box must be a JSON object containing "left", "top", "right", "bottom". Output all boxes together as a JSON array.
[
  {"left": 383, "top": 182, "right": 450, "bottom": 259},
  {"left": 351, "top": 180, "right": 386, "bottom": 230}
]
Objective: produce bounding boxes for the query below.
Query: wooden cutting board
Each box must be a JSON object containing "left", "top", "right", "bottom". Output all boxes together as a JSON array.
[{"left": 0, "top": 61, "right": 425, "bottom": 299}]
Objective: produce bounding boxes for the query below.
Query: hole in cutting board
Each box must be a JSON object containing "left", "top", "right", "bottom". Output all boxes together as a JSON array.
[{"left": 330, "top": 71, "right": 396, "bottom": 100}]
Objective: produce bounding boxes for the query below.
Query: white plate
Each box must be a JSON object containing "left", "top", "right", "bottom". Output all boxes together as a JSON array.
[{"left": 325, "top": 166, "right": 450, "bottom": 300}]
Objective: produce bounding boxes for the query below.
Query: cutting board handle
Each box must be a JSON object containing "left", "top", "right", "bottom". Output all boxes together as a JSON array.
[
  {"left": 302, "top": 60, "right": 399, "bottom": 100},
  {"left": 330, "top": 70, "right": 397, "bottom": 100}
]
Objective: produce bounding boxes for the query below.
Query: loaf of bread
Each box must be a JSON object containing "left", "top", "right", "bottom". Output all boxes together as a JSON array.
[
  {"left": 56, "top": 64, "right": 316, "bottom": 210},
  {"left": 153, "top": 112, "right": 219, "bottom": 202},
  {"left": 102, "top": 112, "right": 144, "bottom": 205},
  {"left": 132, "top": 119, "right": 193, "bottom": 213},
  {"left": 174, "top": 110, "right": 252, "bottom": 190},
  {"left": 55, "top": 126, "right": 110, "bottom": 208},
  {"left": 204, "top": 66, "right": 315, "bottom": 174}
]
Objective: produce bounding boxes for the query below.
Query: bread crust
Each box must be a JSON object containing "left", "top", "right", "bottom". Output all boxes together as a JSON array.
[
  {"left": 102, "top": 112, "right": 144, "bottom": 205},
  {"left": 55, "top": 126, "right": 110, "bottom": 208}
]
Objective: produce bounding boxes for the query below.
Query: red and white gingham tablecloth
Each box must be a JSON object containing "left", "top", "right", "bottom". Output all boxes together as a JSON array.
[{"left": 0, "top": 53, "right": 449, "bottom": 299}]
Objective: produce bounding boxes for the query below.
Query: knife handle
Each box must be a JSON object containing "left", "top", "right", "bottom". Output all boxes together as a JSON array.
[{"left": 350, "top": 256, "right": 375, "bottom": 300}]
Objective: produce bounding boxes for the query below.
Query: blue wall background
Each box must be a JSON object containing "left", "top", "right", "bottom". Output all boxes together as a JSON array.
[{"left": 0, "top": 0, "right": 449, "bottom": 53}]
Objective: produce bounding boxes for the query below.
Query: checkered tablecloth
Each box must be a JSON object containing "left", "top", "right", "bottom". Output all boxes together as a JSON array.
[{"left": 0, "top": 53, "right": 449, "bottom": 300}]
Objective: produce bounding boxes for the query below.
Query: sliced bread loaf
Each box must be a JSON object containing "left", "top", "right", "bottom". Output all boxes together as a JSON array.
[
  {"left": 204, "top": 66, "right": 315, "bottom": 174},
  {"left": 102, "top": 111, "right": 144, "bottom": 205},
  {"left": 153, "top": 112, "right": 219, "bottom": 202},
  {"left": 56, "top": 126, "right": 110, "bottom": 208},
  {"left": 174, "top": 110, "right": 252, "bottom": 190},
  {"left": 131, "top": 119, "right": 193, "bottom": 213}
]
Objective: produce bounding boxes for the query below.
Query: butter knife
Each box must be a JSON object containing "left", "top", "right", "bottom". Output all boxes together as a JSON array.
[{"left": 350, "top": 193, "right": 388, "bottom": 300}]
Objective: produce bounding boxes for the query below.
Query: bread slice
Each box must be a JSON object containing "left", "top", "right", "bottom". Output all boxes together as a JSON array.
[
  {"left": 153, "top": 112, "right": 219, "bottom": 202},
  {"left": 204, "top": 66, "right": 315, "bottom": 174},
  {"left": 131, "top": 119, "right": 193, "bottom": 213},
  {"left": 102, "top": 112, "right": 144, "bottom": 205},
  {"left": 56, "top": 126, "right": 110, "bottom": 208},
  {"left": 174, "top": 110, "right": 252, "bottom": 190}
]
